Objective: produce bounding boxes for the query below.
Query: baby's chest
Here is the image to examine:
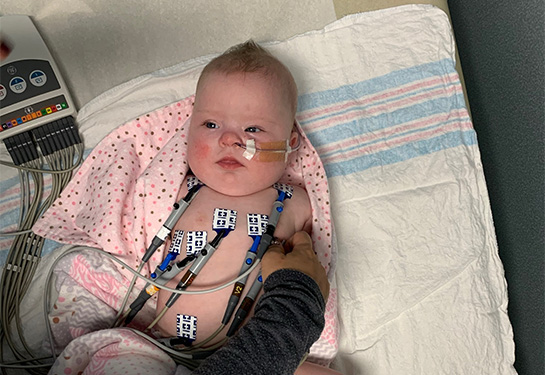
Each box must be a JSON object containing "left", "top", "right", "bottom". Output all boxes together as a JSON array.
[
  {"left": 174, "top": 194, "right": 276, "bottom": 242},
  {"left": 166, "top": 190, "right": 290, "bottom": 281}
]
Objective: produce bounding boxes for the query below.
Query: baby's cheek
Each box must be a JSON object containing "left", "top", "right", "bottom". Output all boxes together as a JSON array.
[{"left": 190, "top": 141, "right": 210, "bottom": 160}]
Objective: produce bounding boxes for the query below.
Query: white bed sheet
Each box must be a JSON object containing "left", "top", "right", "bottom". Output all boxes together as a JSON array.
[{"left": 3, "top": 5, "right": 516, "bottom": 374}]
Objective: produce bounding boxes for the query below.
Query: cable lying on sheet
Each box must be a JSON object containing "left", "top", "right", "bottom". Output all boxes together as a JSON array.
[{"left": 0, "top": 116, "right": 83, "bottom": 375}]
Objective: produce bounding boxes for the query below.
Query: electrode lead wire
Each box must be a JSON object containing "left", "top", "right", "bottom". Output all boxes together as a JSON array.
[{"left": 1, "top": 132, "right": 82, "bottom": 375}]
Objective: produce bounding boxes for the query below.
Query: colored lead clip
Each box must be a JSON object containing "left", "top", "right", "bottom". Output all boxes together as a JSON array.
[
  {"left": 150, "top": 230, "right": 184, "bottom": 279},
  {"left": 221, "top": 213, "right": 268, "bottom": 325},
  {"left": 255, "top": 184, "right": 294, "bottom": 260},
  {"left": 141, "top": 177, "right": 203, "bottom": 263},
  {"left": 246, "top": 214, "right": 269, "bottom": 256},
  {"left": 150, "top": 252, "right": 178, "bottom": 279},
  {"left": 273, "top": 182, "right": 294, "bottom": 201},
  {"left": 226, "top": 271, "right": 263, "bottom": 337}
]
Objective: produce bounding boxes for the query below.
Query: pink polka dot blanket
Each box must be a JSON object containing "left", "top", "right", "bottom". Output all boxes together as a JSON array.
[{"left": 32, "top": 96, "right": 338, "bottom": 367}]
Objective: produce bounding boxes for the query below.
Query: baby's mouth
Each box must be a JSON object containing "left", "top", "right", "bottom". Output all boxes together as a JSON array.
[{"left": 217, "top": 157, "right": 243, "bottom": 170}]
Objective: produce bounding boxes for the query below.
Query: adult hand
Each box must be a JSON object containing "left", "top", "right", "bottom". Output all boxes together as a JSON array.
[{"left": 262, "top": 231, "right": 329, "bottom": 302}]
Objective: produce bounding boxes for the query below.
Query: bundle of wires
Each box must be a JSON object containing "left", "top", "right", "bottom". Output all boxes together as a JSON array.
[
  {"left": 0, "top": 117, "right": 83, "bottom": 374},
  {"left": 32, "top": 245, "right": 261, "bottom": 372}
]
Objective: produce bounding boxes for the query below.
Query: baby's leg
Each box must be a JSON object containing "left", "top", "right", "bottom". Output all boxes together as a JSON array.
[{"left": 296, "top": 361, "right": 343, "bottom": 375}]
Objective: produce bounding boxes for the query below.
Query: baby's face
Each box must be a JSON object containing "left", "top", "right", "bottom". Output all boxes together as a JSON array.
[{"left": 187, "top": 71, "right": 297, "bottom": 196}]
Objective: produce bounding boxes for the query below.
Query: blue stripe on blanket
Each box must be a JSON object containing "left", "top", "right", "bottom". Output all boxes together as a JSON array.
[
  {"left": 297, "top": 59, "right": 457, "bottom": 112},
  {"left": 296, "top": 59, "right": 474, "bottom": 177},
  {"left": 318, "top": 116, "right": 466, "bottom": 160},
  {"left": 301, "top": 81, "right": 458, "bottom": 128},
  {"left": 324, "top": 130, "right": 477, "bottom": 177}
]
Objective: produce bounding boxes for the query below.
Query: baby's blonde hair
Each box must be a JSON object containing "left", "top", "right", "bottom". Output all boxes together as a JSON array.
[{"left": 197, "top": 40, "right": 298, "bottom": 117}]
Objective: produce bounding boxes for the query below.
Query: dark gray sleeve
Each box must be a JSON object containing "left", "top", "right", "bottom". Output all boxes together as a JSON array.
[{"left": 191, "top": 269, "right": 326, "bottom": 375}]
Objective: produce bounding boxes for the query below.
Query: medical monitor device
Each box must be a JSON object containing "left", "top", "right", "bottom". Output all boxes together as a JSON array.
[{"left": 0, "top": 15, "right": 77, "bottom": 143}]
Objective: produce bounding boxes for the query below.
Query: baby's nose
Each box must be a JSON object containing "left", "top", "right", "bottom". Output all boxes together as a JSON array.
[{"left": 219, "top": 131, "right": 242, "bottom": 147}]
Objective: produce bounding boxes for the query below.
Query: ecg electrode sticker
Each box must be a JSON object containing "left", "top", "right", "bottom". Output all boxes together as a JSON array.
[
  {"left": 213, "top": 208, "right": 237, "bottom": 231},
  {"left": 168, "top": 230, "right": 184, "bottom": 253},
  {"left": 272, "top": 183, "right": 293, "bottom": 198},
  {"left": 186, "top": 231, "right": 207, "bottom": 256},
  {"left": 247, "top": 214, "right": 269, "bottom": 236},
  {"left": 177, "top": 314, "right": 197, "bottom": 341},
  {"left": 187, "top": 176, "right": 203, "bottom": 190}
]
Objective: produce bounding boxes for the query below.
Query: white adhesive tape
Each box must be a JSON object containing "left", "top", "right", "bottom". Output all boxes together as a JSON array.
[
  {"left": 285, "top": 139, "right": 292, "bottom": 162},
  {"left": 242, "top": 139, "right": 256, "bottom": 160}
]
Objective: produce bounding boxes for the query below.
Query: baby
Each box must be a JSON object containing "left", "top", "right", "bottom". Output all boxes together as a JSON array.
[{"left": 153, "top": 41, "right": 337, "bottom": 374}]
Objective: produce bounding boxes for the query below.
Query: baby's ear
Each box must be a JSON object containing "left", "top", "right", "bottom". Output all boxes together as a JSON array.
[{"left": 289, "top": 122, "right": 299, "bottom": 147}]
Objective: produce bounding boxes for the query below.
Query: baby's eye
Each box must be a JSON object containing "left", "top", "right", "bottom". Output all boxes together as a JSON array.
[
  {"left": 204, "top": 121, "right": 218, "bottom": 129},
  {"left": 245, "top": 126, "right": 262, "bottom": 133}
]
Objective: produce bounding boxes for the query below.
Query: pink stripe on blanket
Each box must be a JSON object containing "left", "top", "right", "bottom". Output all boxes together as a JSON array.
[
  {"left": 298, "top": 73, "right": 459, "bottom": 125},
  {"left": 317, "top": 109, "right": 470, "bottom": 156},
  {"left": 302, "top": 83, "right": 463, "bottom": 135}
]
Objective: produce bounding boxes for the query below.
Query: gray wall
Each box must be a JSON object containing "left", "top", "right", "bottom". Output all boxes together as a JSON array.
[{"left": 448, "top": 1, "right": 544, "bottom": 374}]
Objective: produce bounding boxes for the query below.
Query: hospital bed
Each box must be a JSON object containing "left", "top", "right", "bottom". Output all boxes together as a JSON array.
[{"left": 0, "top": 0, "right": 525, "bottom": 373}]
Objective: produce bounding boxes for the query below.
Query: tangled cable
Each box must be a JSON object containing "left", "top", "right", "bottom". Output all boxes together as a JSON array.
[{"left": 0, "top": 117, "right": 83, "bottom": 375}]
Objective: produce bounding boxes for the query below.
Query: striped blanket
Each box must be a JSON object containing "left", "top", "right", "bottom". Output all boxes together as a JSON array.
[
  {"left": 298, "top": 59, "right": 474, "bottom": 177},
  {"left": 0, "top": 5, "right": 515, "bottom": 374}
]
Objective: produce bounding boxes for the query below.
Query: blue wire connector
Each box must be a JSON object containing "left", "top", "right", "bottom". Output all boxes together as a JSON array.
[{"left": 255, "top": 183, "right": 293, "bottom": 260}]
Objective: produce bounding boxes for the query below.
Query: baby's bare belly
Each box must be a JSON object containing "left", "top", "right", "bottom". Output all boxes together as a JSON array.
[{"left": 155, "top": 234, "right": 261, "bottom": 344}]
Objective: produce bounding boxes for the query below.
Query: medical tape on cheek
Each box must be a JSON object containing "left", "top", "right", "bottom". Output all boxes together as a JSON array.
[
  {"left": 253, "top": 140, "right": 290, "bottom": 162},
  {"left": 242, "top": 139, "right": 256, "bottom": 160},
  {"left": 239, "top": 139, "right": 293, "bottom": 162},
  {"left": 284, "top": 139, "right": 292, "bottom": 163}
]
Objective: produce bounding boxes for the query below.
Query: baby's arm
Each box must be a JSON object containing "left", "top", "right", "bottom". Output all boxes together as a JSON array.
[{"left": 284, "top": 186, "right": 313, "bottom": 235}]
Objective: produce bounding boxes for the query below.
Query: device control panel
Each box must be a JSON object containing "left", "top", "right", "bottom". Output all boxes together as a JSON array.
[{"left": 0, "top": 15, "right": 77, "bottom": 140}]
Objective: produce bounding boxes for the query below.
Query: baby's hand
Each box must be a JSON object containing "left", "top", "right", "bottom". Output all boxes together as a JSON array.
[{"left": 262, "top": 231, "right": 329, "bottom": 302}]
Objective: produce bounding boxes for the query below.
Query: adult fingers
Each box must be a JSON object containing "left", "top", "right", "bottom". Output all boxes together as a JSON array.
[
  {"left": 261, "top": 240, "right": 286, "bottom": 280},
  {"left": 283, "top": 231, "right": 314, "bottom": 255},
  {"left": 262, "top": 231, "right": 329, "bottom": 302}
]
